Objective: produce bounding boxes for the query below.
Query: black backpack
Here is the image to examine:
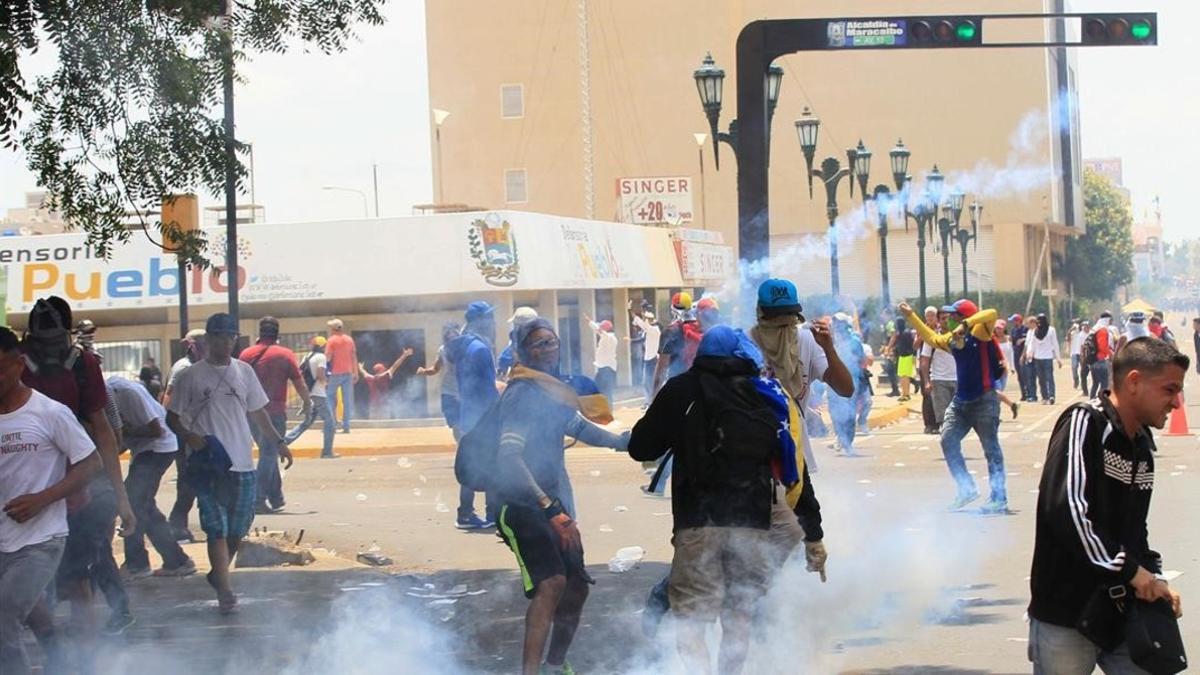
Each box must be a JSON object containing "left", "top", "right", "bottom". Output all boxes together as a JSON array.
[
  {"left": 300, "top": 351, "right": 318, "bottom": 391},
  {"left": 1082, "top": 331, "right": 1100, "bottom": 367},
  {"left": 690, "top": 372, "right": 778, "bottom": 501}
]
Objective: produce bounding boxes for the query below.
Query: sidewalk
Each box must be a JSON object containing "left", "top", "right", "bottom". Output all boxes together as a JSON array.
[{"left": 278, "top": 393, "right": 919, "bottom": 459}]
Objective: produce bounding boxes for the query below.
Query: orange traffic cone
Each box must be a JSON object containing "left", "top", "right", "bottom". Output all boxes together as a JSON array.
[{"left": 1166, "top": 392, "right": 1190, "bottom": 436}]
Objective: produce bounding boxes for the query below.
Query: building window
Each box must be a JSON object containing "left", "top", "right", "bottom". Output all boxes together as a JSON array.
[
  {"left": 505, "top": 169, "right": 528, "bottom": 203},
  {"left": 95, "top": 340, "right": 163, "bottom": 381},
  {"left": 501, "top": 84, "right": 524, "bottom": 118}
]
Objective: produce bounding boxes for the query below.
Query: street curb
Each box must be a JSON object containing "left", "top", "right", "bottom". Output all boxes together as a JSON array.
[{"left": 866, "top": 403, "right": 916, "bottom": 429}]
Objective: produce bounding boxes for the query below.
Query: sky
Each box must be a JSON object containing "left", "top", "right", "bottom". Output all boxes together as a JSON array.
[{"left": 0, "top": 1, "right": 1194, "bottom": 240}]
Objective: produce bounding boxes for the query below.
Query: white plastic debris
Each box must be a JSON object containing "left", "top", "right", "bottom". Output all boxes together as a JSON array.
[
  {"left": 589, "top": 470, "right": 601, "bottom": 477},
  {"left": 1033, "top": 462, "right": 1043, "bottom": 469},
  {"left": 1007, "top": 472, "right": 1021, "bottom": 477},
  {"left": 368, "top": 457, "right": 379, "bottom": 462},
  {"left": 652, "top": 512, "right": 670, "bottom": 517},
  {"left": 857, "top": 479, "right": 872, "bottom": 484},
  {"left": 427, "top": 598, "right": 457, "bottom": 607},
  {"left": 968, "top": 470, "right": 978, "bottom": 476},
  {"left": 1175, "top": 465, "right": 1188, "bottom": 470},
  {"left": 355, "top": 493, "right": 368, "bottom": 502},
  {"left": 397, "top": 457, "right": 413, "bottom": 468},
  {"left": 614, "top": 505, "right": 628, "bottom": 512},
  {"left": 599, "top": 524, "right": 614, "bottom": 533},
  {"left": 894, "top": 462, "right": 906, "bottom": 467},
  {"left": 413, "top": 488, "right": 422, "bottom": 497},
  {"left": 917, "top": 446, "right": 930, "bottom": 451},
  {"left": 608, "top": 546, "right": 645, "bottom": 573},
  {"left": 1171, "top": 472, "right": 1183, "bottom": 477},
  {"left": 419, "top": 475, "right": 428, "bottom": 484}
]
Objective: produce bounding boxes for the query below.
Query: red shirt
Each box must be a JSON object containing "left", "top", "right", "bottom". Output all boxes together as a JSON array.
[
  {"left": 21, "top": 349, "right": 107, "bottom": 418},
  {"left": 239, "top": 340, "right": 301, "bottom": 416},
  {"left": 326, "top": 333, "right": 356, "bottom": 375},
  {"left": 364, "top": 371, "right": 392, "bottom": 411}
]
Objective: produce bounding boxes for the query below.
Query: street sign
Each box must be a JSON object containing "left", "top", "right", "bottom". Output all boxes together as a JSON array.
[
  {"left": 1042, "top": 288, "right": 1059, "bottom": 297},
  {"left": 615, "top": 176, "right": 694, "bottom": 226}
]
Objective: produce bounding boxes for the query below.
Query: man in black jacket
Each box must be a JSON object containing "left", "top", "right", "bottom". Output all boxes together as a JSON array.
[
  {"left": 629, "top": 325, "right": 821, "bottom": 675},
  {"left": 1029, "top": 337, "right": 1185, "bottom": 672}
]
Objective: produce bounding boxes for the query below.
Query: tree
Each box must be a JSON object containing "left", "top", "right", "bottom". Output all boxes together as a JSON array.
[
  {"left": 1062, "top": 168, "right": 1135, "bottom": 301},
  {"left": 1, "top": 0, "right": 385, "bottom": 263}
]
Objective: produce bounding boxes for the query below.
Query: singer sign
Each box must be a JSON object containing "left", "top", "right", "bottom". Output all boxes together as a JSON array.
[{"left": 615, "top": 176, "right": 694, "bottom": 226}]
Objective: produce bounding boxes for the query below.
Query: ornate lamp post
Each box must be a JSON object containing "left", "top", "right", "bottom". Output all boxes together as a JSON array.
[
  {"left": 899, "top": 163, "right": 941, "bottom": 310},
  {"left": 936, "top": 187, "right": 966, "bottom": 304},
  {"left": 873, "top": 184, "right": 894, "bottom": 306},
  {"left": 955, "top": 200, "right": 983, "bottom": 296},
  {"left": 693, "top": 54, "right": 783, "bottom": 170}
]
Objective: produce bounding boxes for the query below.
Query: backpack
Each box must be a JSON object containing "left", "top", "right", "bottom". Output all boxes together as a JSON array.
[
  {"left": 690, "top": 371, "right": 778, "bottom": 499},
  {"left": 300, "top": 351, "right": 318, "bottom": 390},
  {"left": 1082, "top": 331, "right": 1100, "bottom": 367},
  {"left": 454, "top": 389, "right": 509, "bottom": 492}
]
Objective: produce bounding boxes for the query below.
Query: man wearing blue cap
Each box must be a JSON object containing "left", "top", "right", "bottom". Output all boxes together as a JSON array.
[{"left": 445, "top": 300, "right": 501, "bottom": 529}]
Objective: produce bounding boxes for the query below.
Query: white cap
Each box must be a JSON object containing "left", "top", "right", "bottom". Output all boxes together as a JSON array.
[
  {"left": 508, "top": 306, "right": 538, "bottom": 325},
  {"left": 327, "top": 318, "right": 344, "bottom": 330}
]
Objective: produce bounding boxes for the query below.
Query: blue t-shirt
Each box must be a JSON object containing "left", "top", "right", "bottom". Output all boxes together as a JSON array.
[{"left": 950, "top": 334, "right": 1004, "bottom": 403}]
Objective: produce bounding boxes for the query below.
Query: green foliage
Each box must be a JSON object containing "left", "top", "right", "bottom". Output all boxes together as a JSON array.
[
  {"left": 1062, "top": 169, "right": 1135, "bottom": 301},
  {"left": 2, "top": 0, "right": 386, "bottom": 264}
]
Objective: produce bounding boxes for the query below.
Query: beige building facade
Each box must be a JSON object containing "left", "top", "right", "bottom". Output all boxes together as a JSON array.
[{"left": 425, "top": 0, "right": 1084, "bottom": 300}]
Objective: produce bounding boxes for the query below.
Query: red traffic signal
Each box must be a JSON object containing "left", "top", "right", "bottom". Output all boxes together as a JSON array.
[{"left": 1081, "top": 14, "right": 1155, "bottom": 44}]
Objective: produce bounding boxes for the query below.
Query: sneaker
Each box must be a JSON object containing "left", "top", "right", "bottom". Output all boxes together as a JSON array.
[
  {"left": 154, "top": 558, "right": 197, "bottom": 578},
  {"left": 642, "top": 580, "right": 670, "bottom": 638},
  {"left": 103, "top": 612, "right": 135, "bottom": 636},
  {"left": 1010, "top": 402, "right": 1020, "bottom": 420},
  {"left": 978, "top": 500, "right": 1010, "bottom": 515},
  {"left": 541, "top": 662, "right": 575, "bottom": 675},
  {"left": 640, "top": 485, "right": 667, "bottom": 499},
  {"left": 948, "top": 490, "right": 981, "bottom": 511},
  {"left": 120, "top": 564, "right": 152, "bottom": 580},
  {"left": 1049, "top": 397, "right": 1055, "bottom": 405},
  {"left": 320, "top": 453, "right": 342, "bottom": 459},
  {"left": 455, "top": 514, "right": 492, "bottom": 530},
  {"left": 173, "top": 528, "right": 196, "bottom": 544}
]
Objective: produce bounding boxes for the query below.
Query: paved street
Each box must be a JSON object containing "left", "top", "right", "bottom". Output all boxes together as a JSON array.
[{"left": 34, "top": 364, "right": 1200, "bottom": 674}]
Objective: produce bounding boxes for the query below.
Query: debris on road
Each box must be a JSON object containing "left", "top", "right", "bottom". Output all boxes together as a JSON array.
[
  {"left": 614, "top": 505, "right": 628, "bottom": 512},
  {"left": 356, "top": 493, "right": 368, "bottom": 502},
  {"left": 357, "top": 552, "right": 394, "bottom": 566},
  {"left": 397, "top": 457, "right": 413, "bottom": 468},
  {"left": 608, "top": 546, "right": 644, "bottom": 573},
  {"left": 598, "top": 524, "right": 613, "bottom": 532}
]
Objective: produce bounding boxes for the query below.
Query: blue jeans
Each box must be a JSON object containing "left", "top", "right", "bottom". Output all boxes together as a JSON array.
[
  {"left": 940, "top": 391, "right": 1007, "bottom": 503},
  {"left": 1070, "top": 354, "right": 1081, "bottom": 388},
  {"left": 1090, "top": 361, "right": 1110, "bottom": 399},
  {"left": 1028, "top": 618, "right": 1147, "bottom": 674},
  {"left": 285, "top": 395, "right": 336, "bottom": 457},
  {"left": 828, "top": 393, "right": 857, "bottom": 453},
  {"left": 855, "top": 389, "right": 873, "bottom": 431},
  {"left": 327, "top": 373, "right": 355, "bottom": 432},
  {"left": 1035, "top": 359, "right": 1056, "bottom": 401},
  {"left": 124, "top": 451, "right": 188, "bottom": 570},
  {"left": 253, "top": 412, "right": 287, "bottom": 508},
  {"left": 1019, "top": 360, "right": 1038, "bottom": 400}
]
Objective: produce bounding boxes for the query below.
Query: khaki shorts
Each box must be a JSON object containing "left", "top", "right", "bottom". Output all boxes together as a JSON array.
[
  {"left": 766, "top": 482, "right": 807, "bottom": 569},
  {"left": 669, "top": 526, "right": 770, "bottom": 622}
]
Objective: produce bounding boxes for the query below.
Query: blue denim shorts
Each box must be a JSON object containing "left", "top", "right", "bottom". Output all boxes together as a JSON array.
[{"left": 197, "top": 470, "right": 257, "bottom": 540}]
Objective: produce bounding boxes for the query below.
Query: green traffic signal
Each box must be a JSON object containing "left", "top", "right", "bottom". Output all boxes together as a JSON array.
[
  {"left": 1131, "top": 19, "right": 1152, "bottom": 40},
  {"left": 955, "top": 21, "right": 977, "bottom": 41}
]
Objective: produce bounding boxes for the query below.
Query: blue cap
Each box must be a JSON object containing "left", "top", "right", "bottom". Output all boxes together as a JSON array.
[
  {"left": 465, "top": 301, "right": 495, "bottom": 322},
  {"left": 757, "top": 278, "right": 803, "bottom": 317},
  {"left": 205, "top": 312, "right": 238, "bottom": 335}
]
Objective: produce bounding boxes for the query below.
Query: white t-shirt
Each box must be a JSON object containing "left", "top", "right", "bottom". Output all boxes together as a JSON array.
[
  {"left": 0, "top": 391, "right": 96, "bottom": 553},
  {"left": 436, "top": 345, "right": 458, "bottom": 396},
  {"left": 1069, "top": 330, "right": 1086, "bottom": 356},
  {"left": 307, "top": 352, "right": 328, "bottom": 398},
  {"left": 107, "top": 376, "right": 176, "bottom": 455},
  {"left": 168, "top": 356, "right": 192, "bottom": 390},
  {"left": 1026, "top": 327, "right": 1061, "bottom": 360},
  {"left": 632, "top": 316, "right": 662, "bottom": 359},
  {"left": 167, "top": 359, "right": 270, "bottom": 472},
  {"left": 591, "top": 325, "right": 618, "bottom": 371},
  {"left": 1000, "top": 341, "right": 1015, "bottom": 373},
  {"left": 921, "top": 341, "right": 957, "bottom": 382}
]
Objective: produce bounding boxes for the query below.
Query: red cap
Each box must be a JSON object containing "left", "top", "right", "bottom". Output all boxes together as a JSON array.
[
  {"left": 951, "top": 299, "right": 979, "bottom": 318},
  {"left": 697, "top": 297, "right": 720, "bottom": 312},
  {"left": 599, "top": 320, "right": 613, "bottom": 332}
]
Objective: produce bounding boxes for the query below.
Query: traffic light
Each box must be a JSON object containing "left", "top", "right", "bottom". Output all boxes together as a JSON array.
[
  {"left": 908, "top": 17, "right": 982, "bottom": 46},
  {"left": 1081, "top": 14, "right": 1155, "bottom": 45}
]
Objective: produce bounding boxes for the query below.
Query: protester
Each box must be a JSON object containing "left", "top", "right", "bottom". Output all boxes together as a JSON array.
[
  {"left": 917, "top": 306, "right": 940, "bottom": 434},
  {"left": 880, "top": 313, "right": 901, "bottom": 397},
  {"left": 445, "top": 300, "right": 501, "bottom": 529},
  {"left": 994, "top": 320, "right": 1020, "bottom": 419},
  {"left": 886, "top": 316, "right": 916, "bottom": 402},
  {"left": 584, "top": 314, "right": 618, "bottom": 405},
  {"left": 1067, "top": 321, "right": 1085, "bottom": 392},
  {"left": 827, "top": 313, "right": 868, "bottom": 457},
  {"left": 1023, "top": 313, "right": 1061, "bottom": 405},
  {"left": 920, "top": 307, "right": 959, "bottom": 433},
  {"left": 696, "top": 296, "right": 722, "bottom": 331},
  {"left": 628, "top": 301, "right": 661, "bottom": 407},
  {"left": 1194, "top": 318, "right": 1200, "bottom": 375},
  {"left": 239, "top": 317, "right": 312, "bottom": 514},
  {"left": 138, "top": 357, "right": 163, "bottom": 400},
  {"left": 1086, "top": 312, "right": 1119, "bottom": 398},
  {"left": 166, "top": 312, "right": 292, "bottom": 614},
  {"left": 1149, "top": 310, "right": 1177, "bottom": 349},
  {"left": 901, "top": 299, "right": 1009, "bottom": 514},
  {"left": 1028, "top": 337, "right": 1185, "bottom": 671},
  {"left": 164, "top": 328, "right": 206, "bottom": 542},
  {"left": 0, "top": 326, "right": 103, "bottom": 674},
  {"left": 325, "top": 318, "right": 358, "bottom": 433},
  {"left": 1120, "top": 311, "right": 1150, "bottom": 351},
  {"left": 417, "top": 323, "right": 463, "bottom": 439},
  {"left": 108, "top": 376, "right": 197, "bottom": 581},
  {"left": 20, "top": 297, "right": 138, "bottom": 654},
  {"left": 356, "top": 348, "right": 415, "bottom": 418},
  {"left": 856, "top": 337, "right": 876, "bottom": 435},
  {"left": 284, "top": 336, "right": 338, "bottom": 458},
  {"left": 1010, "top": 313, "right": 1034, "bottom": 402},
  {"left": 629, "top": 325, "right": 822, "bottom": 674},
  {"left": 498, "top": 307, "right": 539, "bottom": 381},
  {"left": 652, "top": 292, "right": 702, "bottom": 394},
  {"left": 484, "top": 318, "right": 628, "bottom": 675},
  {"left": 1073, "top": 320, "right": 1092, "bottom": 395}
]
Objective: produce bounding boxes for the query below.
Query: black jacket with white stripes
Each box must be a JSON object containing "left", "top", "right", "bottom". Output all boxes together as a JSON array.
[{"left": 1028, "top": 395, "right": 1161, "bottom": 628}]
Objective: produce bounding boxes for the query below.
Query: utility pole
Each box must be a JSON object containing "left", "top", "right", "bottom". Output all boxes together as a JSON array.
[
  {"left": 577, "top": 0, "right": 595, "bottom": 218},
  {"left": 221, "top": 0, "right": 239, "bottom": 327},
  {"left": 372, "top": 162, "right": 380, "bottom": 217}
]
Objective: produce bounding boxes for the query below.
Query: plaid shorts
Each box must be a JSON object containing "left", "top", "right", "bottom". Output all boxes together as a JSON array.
[{"left": 197, "top": 470, "right": 257, "bottom": 540}]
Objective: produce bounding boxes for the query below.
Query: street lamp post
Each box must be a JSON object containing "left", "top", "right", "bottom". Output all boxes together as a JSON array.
[
  {"left": 322, "top": 186, "right": 369, "bottom": 218},
  {"left": 694, "top": 133, "right": 709, "bottom": 228},
  {"left": 873, "top": 184, "right": 893, "bottom": 306},
  {"left": 433, "top": 108, "right": 451, "bottom": 204},
  {"left": 956, "top": 200, "right": 983, "bottom": 296},
  {"left": 936, "top": 188, "right": 966, "bottom": 304},
  {"left": 900, "top": 163, "right": 942, "bottom": 311},
  {"left": 693, "top": 53, "right": 783, "bottom": 170}
]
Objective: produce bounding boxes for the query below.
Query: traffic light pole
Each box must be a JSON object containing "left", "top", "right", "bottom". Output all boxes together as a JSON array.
[{"left": 729, "top": 13, "right": 1155, "bottom": 311}]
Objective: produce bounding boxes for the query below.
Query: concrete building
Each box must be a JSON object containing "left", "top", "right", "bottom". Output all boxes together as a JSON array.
[
  {"left": 425, "top": 0, "right": 1086, "bottom": 300},
  {"left": 1, "top": 191, "right": 68, "bottom": 236}
]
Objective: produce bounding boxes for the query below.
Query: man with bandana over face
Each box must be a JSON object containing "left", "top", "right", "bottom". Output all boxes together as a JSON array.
[{"left": 901, "top": 299, "right": 1010, "bottom": 515}]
